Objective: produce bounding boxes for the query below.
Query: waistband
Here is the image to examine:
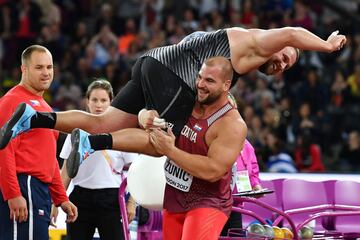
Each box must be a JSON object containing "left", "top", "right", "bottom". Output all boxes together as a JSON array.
[{"left": 73, "top": 185, "right": 119, "bottom": 194}]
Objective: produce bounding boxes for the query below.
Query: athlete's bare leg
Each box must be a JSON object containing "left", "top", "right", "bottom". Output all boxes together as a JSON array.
[
  {"left": 54, "top": 106, "right": 139, "bottom": 134},
  {"left": 110, "top": 128, "right": 160, "bottom": 156}
]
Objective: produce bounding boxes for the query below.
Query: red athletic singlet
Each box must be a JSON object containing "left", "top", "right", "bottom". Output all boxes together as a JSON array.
[{"left": 163, "top": 103, "right": 234, "bottom": 217}]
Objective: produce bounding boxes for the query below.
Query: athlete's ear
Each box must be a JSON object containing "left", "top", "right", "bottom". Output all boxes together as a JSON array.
[
  {"left": 223, "top": 79, "right": 231, "bottom": 91},
  {"left": 21, "top": 64, "right": 27, "bottom": 74}
]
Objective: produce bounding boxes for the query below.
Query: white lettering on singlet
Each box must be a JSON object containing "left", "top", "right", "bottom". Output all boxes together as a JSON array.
[
  {"left": 180, "top": 125, "right": 197, "bottom": 143},
  {"left": 164, "top": 159, "right": 193, "bottom": 192}
]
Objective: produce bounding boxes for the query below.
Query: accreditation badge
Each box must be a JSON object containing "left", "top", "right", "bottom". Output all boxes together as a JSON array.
[{"left": 235, "top": 170, "right": 252, "bottom": 193}]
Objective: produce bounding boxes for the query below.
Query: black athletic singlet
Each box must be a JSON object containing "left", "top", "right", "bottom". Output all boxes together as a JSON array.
[{"left": 142, "top": 29, "right": 231, "bottom": 91}]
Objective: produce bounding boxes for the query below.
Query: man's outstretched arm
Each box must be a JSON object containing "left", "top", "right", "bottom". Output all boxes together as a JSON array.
[{"left": 250, "top": 27, "right": 346, "bottom": 56}]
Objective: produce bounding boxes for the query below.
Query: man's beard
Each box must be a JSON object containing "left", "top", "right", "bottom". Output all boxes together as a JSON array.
[{"left": 197, "top": 89, "right": 222, "bottom": 105}]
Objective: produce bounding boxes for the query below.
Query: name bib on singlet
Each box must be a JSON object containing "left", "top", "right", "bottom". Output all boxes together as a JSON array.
[{"left": 164, "top": 159, "right": 193, "bottom": 192}]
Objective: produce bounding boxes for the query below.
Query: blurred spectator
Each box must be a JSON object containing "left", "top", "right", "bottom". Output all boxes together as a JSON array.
[
  {"left": 163, "top": 14, "right": 178, "bottom": 38},
  {"left": 69, "top": 21, "right": 90, "bottom": 57},
  {"left": 167, "top": 24, "right": 186, "bottom": 45},
  {"left": 182, "top": 8, "right": 199, "bottom": 33},
  {"left": 95, "top": 3, "right": 121, "bottom": 35},
  {"left": 277, "top": 96, "right": 295, "bottom": 145},
  {"left": 269, "top": 73, "right": 288, "bottom": 102},
  {"left": 37, "top": 0, "right": 61, "bottom": 26},
  {"left": 14, "top": 0, "right": 43, "bottom": 57},
  {"left": 1, "top": 66, "right": 20, "bottom": 93},
  {"left": 291, "top": 0, "right": 314, "bottom": 30},
  {"left": 53, "top": 72, "right": 82, "bottom": 111},
  {"left": 262, "top": 131, "right": 298, "bottom": 173},
  {"left": 346, "top": 63, "right": 360, "bottom": 104},
  {"left": 240, "top": 0, "right": 258, "bottom": 28},
  {"left": 253, "top": 77, "right": 275, "bottom": 114},
  {"left": 247, "top": 115, "right": 266, "bottom": 150},
  {"left": 330, "top": 69, "right": 350, "bottom": 109},
  {"left": 262, "top": 107, "right": 280, "bottom": 132},
  {"left": 0, "top": 2, "right": 18, "bottom": 69},
  {"left": 210, "top": 10, "right": 225, "bottom": 29},
  {"left": 140, "top": 0, "right": 165, "bottom": 30},
  {"left": 230, "top": 77, "right": 254, "bottom": 110},
  {"left": 37, "top": 23, "right": 66, "bottom": 61},
  {"left": 118, "top": 18, "right": 137, "bottom": 56},
  {"left": 117, "top": 0, "right": 143, "bottom": 35},
  {"left": 296, "top": 67, "right": 328, "bottom": 116},
  {"left": 339, "top": 130, "right": 360, "bottom": 172},
  {"left": 88, "top": 24, "right": 118, "bottom": 70},
  {"left": 292, "top": 102, "right": 318, "bottom": 139},
  {"left": 147, "top": 21, "right": 166, "bottom": 49},
  {"left": 294, "top": 132, "right": 325, "bottom": 172},
  {"left": 241, "top": 105, "right": 256, "bottom": 126}
]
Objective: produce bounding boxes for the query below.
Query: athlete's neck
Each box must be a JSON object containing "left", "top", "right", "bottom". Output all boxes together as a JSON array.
[
  {"left": 19, "top": 81, "right": 44, "bottom": 96},
  {"left": 193, "top": 96, "right": 228, "bottom": 119}
]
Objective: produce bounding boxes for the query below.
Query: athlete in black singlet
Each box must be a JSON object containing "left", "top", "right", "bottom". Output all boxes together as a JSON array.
[{"left": 0, "top": 27, "right": 346, "bottom": 150}]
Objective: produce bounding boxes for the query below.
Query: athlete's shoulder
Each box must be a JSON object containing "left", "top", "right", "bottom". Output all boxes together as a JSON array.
[
  {"left": 212, "top": 109, "right": 246, "bottom": 135},
  {"left": 0, "top": 87, "right": 24, "bottom": 110}
]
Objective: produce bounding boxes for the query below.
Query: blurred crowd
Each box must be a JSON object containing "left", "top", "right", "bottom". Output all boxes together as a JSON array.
[{"left": 0, "top": 0, "right": 360, "bottom": 173}]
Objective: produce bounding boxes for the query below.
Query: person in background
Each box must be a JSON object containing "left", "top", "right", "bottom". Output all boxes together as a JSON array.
[
  {"left": 0, "top": 44, "right": 77, "bottom": 239},
  {"left": 263, "top": 130, "right": 298, "bottom": 173},
  {"left": 339, "top": 130, "right": 360, "bottom": 172},
  {"left": 294, "top": 132, "right": 325, "bottom": 172},
  {"left": 221, "top": 139, "right": 262, "bottom": 236},
  {"left": 52, "top": 79, "right": 138, "bottom": 240}
]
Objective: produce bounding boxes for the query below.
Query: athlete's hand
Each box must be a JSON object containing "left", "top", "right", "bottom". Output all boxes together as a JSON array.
[
  {"left": 252, "top": 184, "right": 264, "bottom": 198},
  {"left": 50, "top": 204, "right": 58, "bottom": 227},
  {"left": 126, "top": 196, "right": 137, "bottom": 223},
  {"left": 60, "top": 201, "right": 78, "bottom": 223},
  {"left": 326, "top": 30, "right": 346, "bottom": 52},
  {"left": 149, "top": 128, "right": 176, "bottom": 156},
  {"left": 8, "top": 196, "right": 28, "bottom": 222},
  {"left": 138, "top": 109, "right": 164, "bottom": 129}
]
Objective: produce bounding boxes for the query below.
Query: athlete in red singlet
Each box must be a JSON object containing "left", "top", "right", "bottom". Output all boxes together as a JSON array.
[{"left": 149, "top": 56, "right": 247, "bottom": 240}]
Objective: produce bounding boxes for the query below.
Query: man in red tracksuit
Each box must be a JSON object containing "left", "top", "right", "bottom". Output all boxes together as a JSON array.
[{"left": 0, "top": 45, "right": 77, "bottom": 240}]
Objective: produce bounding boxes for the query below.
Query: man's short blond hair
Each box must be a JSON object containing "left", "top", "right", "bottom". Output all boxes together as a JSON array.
[
  {"left": 21, "top": 45, "right": 51, "bottom": 65},
  {"left": 203, "top": 56, "right": 233, "bottom": 82}
]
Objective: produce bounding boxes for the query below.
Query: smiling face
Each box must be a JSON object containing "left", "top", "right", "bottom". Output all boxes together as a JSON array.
[
  {"left": 196, "top": 63, "right": 231, "bottom": 105},
  {"left": 21, "top": 50, "right": 53, "bottom": 95},
  {"left": 260, "top": 47, "right": 298, "bottom": 75}
]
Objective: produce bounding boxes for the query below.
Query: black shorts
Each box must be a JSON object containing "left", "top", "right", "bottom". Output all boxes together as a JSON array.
[{"left": 112, "top": 56, "right": 196, "bottom": 136}]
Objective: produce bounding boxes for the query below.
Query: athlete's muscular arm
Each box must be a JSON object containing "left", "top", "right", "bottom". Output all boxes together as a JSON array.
[
  {"left": 228, "top": 27, "right": 346, "bottom": 74},
  {"left": 249, "top": 27, "right": 346, "bottom": 55},
  {"left": 150, "top": 115, "right": 247, "bottom": 182}
]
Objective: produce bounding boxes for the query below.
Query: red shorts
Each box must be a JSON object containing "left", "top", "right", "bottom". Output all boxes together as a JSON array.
[{"left": 163, "top": 208, "right": 228, "bottom": 240}]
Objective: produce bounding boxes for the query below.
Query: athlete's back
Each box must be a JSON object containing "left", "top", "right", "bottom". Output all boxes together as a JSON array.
[{"left": 143, "top": 30, "right": 231, "bottom": 91}]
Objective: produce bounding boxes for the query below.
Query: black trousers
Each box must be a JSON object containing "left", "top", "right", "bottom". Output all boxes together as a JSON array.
[
  {"left": 67, "top": 186, "right": 124, "bottom": 240},
  {"left": 220, "top": 211, "right": 242, "bottom": 236},
  {"left": 111, "top": 56, "right": 196, "bottom": 136}
]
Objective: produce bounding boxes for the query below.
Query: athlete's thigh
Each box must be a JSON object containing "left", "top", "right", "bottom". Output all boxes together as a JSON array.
[
  {"left": 99, "top": 106, "right": 138, "bottom": 132},
  {"left": 140, "top": 57, "right": 195, "bottom": 136},
  {"left": 182, "top": 208, "right": 228, "bottom": 240},
  {"left": 162, "top": 209, "right": 185, "bottom": 240}
]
